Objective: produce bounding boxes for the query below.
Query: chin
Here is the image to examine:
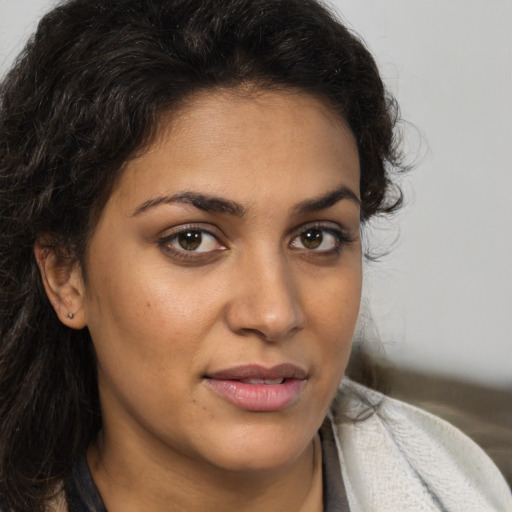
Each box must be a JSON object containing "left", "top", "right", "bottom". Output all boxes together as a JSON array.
[{"left": 201, "top": 423, "right": 314, "bottom": 474}]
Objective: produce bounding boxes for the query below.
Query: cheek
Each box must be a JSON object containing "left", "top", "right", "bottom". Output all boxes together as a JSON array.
[
  {"left": 307, "top": 264, "right": 362, "bottom": 332},
  {"left": 84, "top": 258, "right": 229, "bottom": 386},
  {"left": 304, "top": 264, "right": 362, "bottom": 373}
]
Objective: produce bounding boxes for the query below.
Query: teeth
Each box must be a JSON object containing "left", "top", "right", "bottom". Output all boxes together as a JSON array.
[
  {"left": 263, "top": 378, "right": 285, "bottom": 385},
  {"left": 241, "top": 378, "right": 285, "bottom": 385}
]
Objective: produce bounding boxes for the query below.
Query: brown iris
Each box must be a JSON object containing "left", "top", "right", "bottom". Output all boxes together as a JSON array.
[
  {"left": 300, "top": 229, "right": 323, "bottom": 249},
  {"left": 177, "top": 231, "right": 202, "bottom": 250}
]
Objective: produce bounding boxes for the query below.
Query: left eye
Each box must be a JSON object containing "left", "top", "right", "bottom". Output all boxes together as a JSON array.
[
  {"left": 166, "top": 230, "right": 223, "bottom": 252},
  {"left": 290, "top": 228, "right": 339, "bottom": 251}
]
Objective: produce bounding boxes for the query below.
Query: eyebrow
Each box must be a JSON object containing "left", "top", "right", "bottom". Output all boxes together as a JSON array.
[
  {"left": 132, "top": 184, "right": 360, "bottom": 218},
  {"left": 132, "top": 192, "right": 246, "bottom": 217},
  {"left": 292, "top": 185, "right": 361, "bottom": 215}
]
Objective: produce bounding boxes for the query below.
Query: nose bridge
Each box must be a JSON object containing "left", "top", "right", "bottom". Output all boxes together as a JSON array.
[{"left": 225, "top": 246, "right": 305, "bottom": 342}]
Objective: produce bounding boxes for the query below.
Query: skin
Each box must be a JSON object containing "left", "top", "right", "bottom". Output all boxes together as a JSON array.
[{"left": 37, "top": 89, "right": 362, "bottom": 511}]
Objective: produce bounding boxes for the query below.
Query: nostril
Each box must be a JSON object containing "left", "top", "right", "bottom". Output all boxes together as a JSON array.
[{"left": 234, "top": 319, "right": 304, "bottom": 343}]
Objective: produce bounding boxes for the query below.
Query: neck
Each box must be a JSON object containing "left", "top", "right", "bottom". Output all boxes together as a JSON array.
[{"left": 87, "top": 431, "right": 323, "bottom": 512}]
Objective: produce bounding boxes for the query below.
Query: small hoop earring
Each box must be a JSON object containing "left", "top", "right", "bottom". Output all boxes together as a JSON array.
[{"left": 67, "top": 313, "right": 74, "bottom": 319}]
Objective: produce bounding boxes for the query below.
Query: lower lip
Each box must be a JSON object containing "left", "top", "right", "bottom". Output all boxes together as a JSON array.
[{"left": 205, "top": 379, "right": 306, "bottom": 412}]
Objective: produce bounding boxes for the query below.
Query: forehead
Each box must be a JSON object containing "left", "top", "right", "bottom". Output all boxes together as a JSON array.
[
  {"left": 109, "top": 88, "right": 360, "bottom": 213},
  {"left": 156, "top": 88, "right": 355, "bottom": 163}
]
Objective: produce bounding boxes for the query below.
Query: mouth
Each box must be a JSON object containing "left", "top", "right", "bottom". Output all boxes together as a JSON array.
[{"left": 204, "top": 364, "right": 307, "bottom": 412}]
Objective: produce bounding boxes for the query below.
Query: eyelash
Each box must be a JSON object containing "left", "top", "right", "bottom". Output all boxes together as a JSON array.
[{"left": 157, "top": 222, "right": 353, "bottom": 262}]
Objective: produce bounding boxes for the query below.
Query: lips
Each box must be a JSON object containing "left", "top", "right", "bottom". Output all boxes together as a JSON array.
[
  {"left": 204, "top": 364, "right": 307, "bottom": 412},
  {"left": 207, "top": 363, "right": 307, "bottom": 381}
]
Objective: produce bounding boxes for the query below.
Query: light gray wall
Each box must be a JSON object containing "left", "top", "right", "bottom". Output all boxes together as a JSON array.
[
  {"left": 0, "top": 0, "right": 58, "bottom": 69},
  {"left": 333, "top": 1, "right": 512, "bottom": 387},
  {"left": 1, "top": 0, "right": 511, "bottom": 387}
]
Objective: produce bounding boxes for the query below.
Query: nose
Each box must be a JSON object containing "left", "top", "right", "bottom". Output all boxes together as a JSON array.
[{"left": 224, "top": 253, "right": 305, "bottom": 342}]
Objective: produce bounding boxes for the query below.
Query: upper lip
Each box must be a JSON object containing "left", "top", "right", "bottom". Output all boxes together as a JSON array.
[{"left": 206, "top": 364, "right": 307, "bottom": 381}]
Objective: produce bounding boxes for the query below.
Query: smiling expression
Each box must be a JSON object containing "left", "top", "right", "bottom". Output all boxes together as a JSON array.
[{"left": 80, "top": 89, "right": 362, "bottom": 475}]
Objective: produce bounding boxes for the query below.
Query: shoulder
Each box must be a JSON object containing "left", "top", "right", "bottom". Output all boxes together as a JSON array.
[{"left": 328, "top": 378, "right": 512, "bottom": 512}]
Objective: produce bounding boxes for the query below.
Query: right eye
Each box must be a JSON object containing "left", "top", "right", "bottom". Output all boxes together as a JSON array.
[
  {"left": 167, "top": 230, "right": 222, "bottom": 252},
  {"left": 158, "top": 226, "right": 227, "bottom": 262}
]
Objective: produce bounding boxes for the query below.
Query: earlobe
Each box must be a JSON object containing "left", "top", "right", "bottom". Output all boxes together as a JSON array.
[{"left": 34, "top": 240, "right": 87, "bottom": 329}]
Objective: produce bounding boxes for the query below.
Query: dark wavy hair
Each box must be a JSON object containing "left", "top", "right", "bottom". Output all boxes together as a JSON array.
[{"left": 0, "top": 0, "right": 405, "bottom": 509}]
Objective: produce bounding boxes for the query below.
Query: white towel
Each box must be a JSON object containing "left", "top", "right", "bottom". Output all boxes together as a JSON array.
[{"left": 330, "top": 379, "right": 512, "bottom": 511}]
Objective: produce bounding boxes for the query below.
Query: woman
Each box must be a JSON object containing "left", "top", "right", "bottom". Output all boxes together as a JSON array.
[{"left": 0, "top": 0, "right": 510, "bottom": 511}]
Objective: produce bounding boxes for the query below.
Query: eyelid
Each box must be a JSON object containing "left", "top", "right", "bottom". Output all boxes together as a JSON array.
[
  {"left": 289, "top": 220, "right": 352, "bottom": 239},
  {"left": 158, "top": 223, "right": 226, "bottom": 241}
]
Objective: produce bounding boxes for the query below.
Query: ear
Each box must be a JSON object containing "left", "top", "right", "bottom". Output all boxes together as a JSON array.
[{"left": 34, "top": 239, "right": 87, "bottom": 329}]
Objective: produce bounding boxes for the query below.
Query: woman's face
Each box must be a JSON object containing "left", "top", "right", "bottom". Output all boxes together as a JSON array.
[{"left": 81, "top": 89, "right": 362, "bottom": 474}]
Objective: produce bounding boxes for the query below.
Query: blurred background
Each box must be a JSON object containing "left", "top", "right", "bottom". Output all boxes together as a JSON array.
[
  {"left": 331, "top": 0, "right": 512, "bottom": 486},
  {"left": 1, "top": 0, "right": 510, "bottom": 484}
]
